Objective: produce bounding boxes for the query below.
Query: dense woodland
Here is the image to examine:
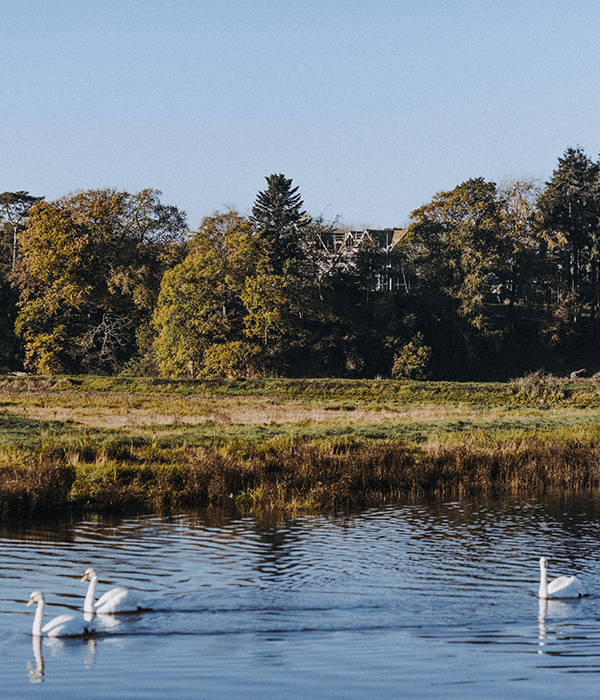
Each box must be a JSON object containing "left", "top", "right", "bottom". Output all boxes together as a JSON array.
[{"left": 3, "top": 146, "right": 600, "bottom": 381}]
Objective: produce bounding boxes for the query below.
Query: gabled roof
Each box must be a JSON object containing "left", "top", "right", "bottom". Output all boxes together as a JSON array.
[{"left": 351, "top": 229, "right": 408, "bottom": 251}]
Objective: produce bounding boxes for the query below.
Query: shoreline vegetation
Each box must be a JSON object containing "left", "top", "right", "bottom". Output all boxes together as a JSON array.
[{"left": 2, "top": 373, "right": 600, "bottom": 522}]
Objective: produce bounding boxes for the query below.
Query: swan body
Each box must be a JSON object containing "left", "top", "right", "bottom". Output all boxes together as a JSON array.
[
  {"left": 82, "top": 568, "right": 147, "bottom": 613},
  {"left": 538, "top": 556, "right": 584, "bottom": 599},
  {"left": 27, "top": 591, "right": 94, "bottom": 637}
]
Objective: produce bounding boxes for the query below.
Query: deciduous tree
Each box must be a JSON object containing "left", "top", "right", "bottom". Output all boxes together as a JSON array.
[
  {"left": 406, "top": 177, "right": 502, "bottom": 332},
  {"left": 153, "top": 210, "right": 262, "bottom": 377},
  {"left": 0, "top": 191, "right": 44, "bottom": 270},
  {"left": 0, "top": 191, "right": 44, "bottom": 370},
  {"left": 14, "top": 188, "right": 187, "bottom": 373},
  {"left": 496, "top": 179, "right": 543, "bottom": 312}
]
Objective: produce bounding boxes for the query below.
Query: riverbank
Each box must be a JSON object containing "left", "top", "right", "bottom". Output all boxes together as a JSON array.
[{"left": 2, "top": 374, "right": 600, "bottom": 520}]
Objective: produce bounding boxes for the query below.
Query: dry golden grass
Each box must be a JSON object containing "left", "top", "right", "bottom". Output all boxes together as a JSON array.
[
  {"left": 3, "top": 388, "right": 599, "bottom": 443},
  {"left": 1, "top": 389, "right": 461, "bottom": 431}
]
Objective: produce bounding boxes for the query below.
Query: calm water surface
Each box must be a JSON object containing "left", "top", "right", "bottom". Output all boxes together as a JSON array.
[{"left": 2, "top": 494, "right": 600, "bottom": 699}]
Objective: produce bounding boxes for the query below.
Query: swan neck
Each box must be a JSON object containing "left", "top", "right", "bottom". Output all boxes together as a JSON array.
[
  {"left": 83, "top": 574, "right": 98, "bottom": 613},
  {"left": 539, "top": 558, "right": 548, "bottom": 599},
  {"left": 32, "top": 599, "right": 44, "bottom": 636}
]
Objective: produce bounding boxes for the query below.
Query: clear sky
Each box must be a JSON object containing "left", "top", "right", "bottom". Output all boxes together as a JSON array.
[{"left": 2, "top": 0, "right": 600, "bottom": 230}]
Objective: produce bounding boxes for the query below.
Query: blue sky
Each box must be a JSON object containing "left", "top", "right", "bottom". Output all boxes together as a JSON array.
[{"left": 2, "top": 0, "right": 600, "bottom": 230}]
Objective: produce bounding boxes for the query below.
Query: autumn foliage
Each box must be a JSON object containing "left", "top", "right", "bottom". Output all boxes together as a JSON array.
[{"left": 3, "top": 148, "right": 600, "bottom": 380}]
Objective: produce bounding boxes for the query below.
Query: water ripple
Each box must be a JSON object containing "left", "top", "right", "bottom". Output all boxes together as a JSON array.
[{"left": 4, "top": 494, "right": 600, "bottom": 698}]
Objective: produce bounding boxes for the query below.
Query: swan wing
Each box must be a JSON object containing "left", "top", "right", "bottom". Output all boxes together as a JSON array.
[
  {"left": 42, "top": 614, "right": 94, "bottom": 637},
  {"left": 547, "top": 575, "right": 584, "bottom": 598},
  {"left": 95, "top": 587, "right": 144, "bottom": 613},
  {"left": 95, "top": 587, "right": 128, "bottom": 609},
  {"left": 41, "top": 614, "right": 73, "bottom": 634}
]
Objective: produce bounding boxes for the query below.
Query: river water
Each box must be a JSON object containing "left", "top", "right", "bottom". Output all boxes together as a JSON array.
[{"left": 2, "top": 494, "right": 600, "bottom": 699}]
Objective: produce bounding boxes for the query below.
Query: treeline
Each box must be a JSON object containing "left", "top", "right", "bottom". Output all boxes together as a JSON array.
[{"left": 2, "top": 148, "right": 600, "bottom": 381}]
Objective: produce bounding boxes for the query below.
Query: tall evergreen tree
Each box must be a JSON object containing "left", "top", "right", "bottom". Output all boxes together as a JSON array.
[
  {"left": 539, "top": 148, "right": 599, "bottom": 286},
  {"left": 538, "top": 146, "right": 600, "bottom": 327},
  {"left": 250, "top": 174, "right": 309, "bottom": 272}
]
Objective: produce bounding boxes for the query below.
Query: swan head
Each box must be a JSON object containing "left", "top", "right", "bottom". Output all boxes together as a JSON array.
[
  {"left": 82, "top": 568, "right": 98, "bottom": 583},
  {"left": 27, "top": 591, "right": 44, "bottom": 607},
  {"left": 539, "top": 557, "right": 547, "bottom": 568}
]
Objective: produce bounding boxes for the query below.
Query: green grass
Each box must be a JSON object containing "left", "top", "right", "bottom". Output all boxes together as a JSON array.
[
  {"left": 3, "top": 373, "right": 600, "bottom": 521},
  {"left": 16, "top": 373, "right": 600, "bottom": 407}
]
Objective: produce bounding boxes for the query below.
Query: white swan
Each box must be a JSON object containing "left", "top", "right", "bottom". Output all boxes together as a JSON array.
[
  {"left": 538, "top": 556, "right": 584, "bottom": 599},
  {"left": 82, "top": 568, "right": 148, "bottom": 613},
  {"left": 27, "top": 591, "right": 94, "bottom": 637}
]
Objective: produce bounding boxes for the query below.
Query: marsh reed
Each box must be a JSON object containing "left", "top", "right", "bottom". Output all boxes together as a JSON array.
[{"left": 2, "top": 435, "right": 600, "bottom": 521}]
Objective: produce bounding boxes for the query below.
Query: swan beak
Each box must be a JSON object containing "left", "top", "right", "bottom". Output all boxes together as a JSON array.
[
  {"left": 81, "top": 572, "right": 90, "bottom": 582},
  {"left": 26, "top": 597, "right": 34, "bottom": 607}
]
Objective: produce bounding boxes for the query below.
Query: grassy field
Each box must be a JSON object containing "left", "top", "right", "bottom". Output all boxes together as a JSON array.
[{"left": 2, "top": 372, "right": 600, "bottom": 521}]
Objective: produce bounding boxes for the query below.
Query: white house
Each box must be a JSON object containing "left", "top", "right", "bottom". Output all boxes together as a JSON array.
[{"left": 316, "top": 228, "right": 409, "bottom": 292}]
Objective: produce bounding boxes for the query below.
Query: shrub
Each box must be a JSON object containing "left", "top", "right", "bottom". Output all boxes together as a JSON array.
[
  {"left": 513, "top": 370, "right": 565, "bottom": 398},
  {"left": 201, "top": 341, "right": 263, "bottom": 378},
  {"left": 392, "top": 333, "right": 432, "bottom": 380}
]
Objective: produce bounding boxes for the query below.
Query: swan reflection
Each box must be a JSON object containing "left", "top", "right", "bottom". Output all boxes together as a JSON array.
[
  {"left": 82, "top": 637, "right": 97, "bottom": 667},
  {"left": 537, "top": 597, "right": 571, "bottom": 654},
  {"left": 27, "top": 634, "right": 98, "bottom": 682},
  {"left": 27, "top": 635, "right": 43, "bottom": 683},
  {"left": 538, "top": 597, "right": 547, "bottom": 653}
]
